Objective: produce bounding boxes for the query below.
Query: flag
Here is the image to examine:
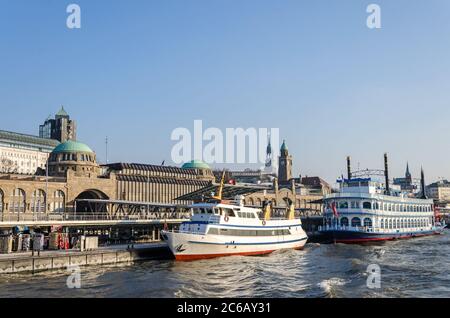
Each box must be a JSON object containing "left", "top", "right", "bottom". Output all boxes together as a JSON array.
[{"left": 331, "top": 201, "right": 339, "bottom": 217}]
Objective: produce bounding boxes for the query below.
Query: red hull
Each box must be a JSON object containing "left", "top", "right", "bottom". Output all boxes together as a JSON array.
[{"left": 174, "top": 247, "right": 304, "bottom": 261}]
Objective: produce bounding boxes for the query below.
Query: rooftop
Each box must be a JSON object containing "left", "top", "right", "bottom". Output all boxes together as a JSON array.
[
  {"left": 0, "top": 129, "right": 59, "bottom": 148},
  {"left": 55, "top": 106, "right": 69, "bottom": 117},
  {"left": 181, "top": 160, "right": 211, "bottom": 170},
  {"left": 52, "top": 140, "right": 93, "bottom": 154}
]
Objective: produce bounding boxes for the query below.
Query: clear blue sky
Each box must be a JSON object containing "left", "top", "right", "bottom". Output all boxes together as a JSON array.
[{"left": 1, "top": 0, "right": 450, "bottom": 184}]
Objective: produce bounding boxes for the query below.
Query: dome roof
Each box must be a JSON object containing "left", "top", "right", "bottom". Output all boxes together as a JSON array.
[
  {"left": 52, "top": 140, "right": 94, "bottom": 154},
  {"left": 181, "top": 160, "right": 211, "bottom": 170}
]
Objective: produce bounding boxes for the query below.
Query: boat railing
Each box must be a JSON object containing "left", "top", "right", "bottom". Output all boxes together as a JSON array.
[{"left": 318, "top": 224, "right": 375, "bottom": 233}]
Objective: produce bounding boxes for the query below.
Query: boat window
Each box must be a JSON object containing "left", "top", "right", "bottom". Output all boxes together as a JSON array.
[
  {"left": 351, "top": 217, "right": 361, "bottom": 227},
  {"left": 223, "top": 208, "right": 235, "bottom": 217},
  {"left": 362, "top": 202, "right": 372, "bottom": 209},
  {"left": 213, "top": 228, "right": 293, "bottom": 236},
  {"left": 339, "top": 201, "right": 348, "bottom": 209},
  {"left": 207, "top": 227, "right": 219, "bottom": 235},
  {"left": 214, "top": 208, "right": 220, "bottom": 215},
  {"left": 340, "top": 217, "right": 349, "bottom": 227},
  {"left": 206, "top": 208, "right": 213, "bottom": 214},
  {"left": 363, "top": 218, "right": 372, "bottom": 227},
  {"left": 350, "top": 201, "right": 360, "bottom": 209}
]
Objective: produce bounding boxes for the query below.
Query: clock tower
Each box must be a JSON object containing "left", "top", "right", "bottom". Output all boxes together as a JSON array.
[{"left": 278, "top": 140, "right": 293, "bottom": 184}]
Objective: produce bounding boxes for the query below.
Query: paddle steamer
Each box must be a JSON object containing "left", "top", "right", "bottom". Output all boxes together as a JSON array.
[{"left": 319, "top": 154, "right": 446, "bottom": 243}]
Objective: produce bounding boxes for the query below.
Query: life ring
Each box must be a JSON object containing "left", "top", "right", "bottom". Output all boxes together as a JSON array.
[
  {"left": 224, "top": 216, "right": 229, "bottom": 222},
  {"left": 262, "top": 220, "right": 266, "bottom": 226}
]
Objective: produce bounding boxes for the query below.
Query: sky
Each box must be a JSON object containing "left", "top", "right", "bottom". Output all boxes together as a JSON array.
[{"left": 1, "top": 0, "right": 450, "bottom": 185}]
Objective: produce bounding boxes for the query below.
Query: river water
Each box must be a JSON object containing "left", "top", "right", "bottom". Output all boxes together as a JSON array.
[{"left": 1, "top": 230, "right": 449, "bottom": 298}]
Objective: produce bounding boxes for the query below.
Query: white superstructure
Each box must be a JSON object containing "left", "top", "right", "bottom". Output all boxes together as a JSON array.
[{"left": 161, "top": 200, "right": 307, "bottom": 261}]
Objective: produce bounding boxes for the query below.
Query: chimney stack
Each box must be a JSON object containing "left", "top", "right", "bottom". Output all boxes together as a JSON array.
[
  {"left": 420, "top": 168, "right": 427, "bottom": 199},
  {"left": 384, "top": 153, "right": 390, "bottom": 195},
  {"left": 346, "top": 156, "right": 352, "bottom": 180}
]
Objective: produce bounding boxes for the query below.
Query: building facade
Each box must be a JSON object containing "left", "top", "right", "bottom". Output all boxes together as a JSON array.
[
  {"left": 0, "top": 130, "right": 59, "bottom": 175},
  {"left": 427, "top": 180, "right": 450, "bottom": 201},
  {"left": 39, "top": 106, "right": 77, "bottom": 142},
  {"left": 0, "top": 140, "right": 215, "bottom": 217}
]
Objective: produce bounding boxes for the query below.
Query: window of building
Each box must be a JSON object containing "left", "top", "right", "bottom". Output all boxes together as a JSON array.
[
  {"left": 31, "top": 189, "right": 46, "bottom": 213},
  {"left": 52, "top": 190, "right": 65, "bottom": 213},
  {"left": 9, "top": 188, "right": 26, "bottom": 213}
]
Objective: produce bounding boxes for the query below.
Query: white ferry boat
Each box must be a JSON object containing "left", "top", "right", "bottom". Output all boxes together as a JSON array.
[
  {"left": 319, "top": 155, "right": 446, "bottom": 243},
  {"left": 161, "top": 175, "right": 307, "bottom": 260}
]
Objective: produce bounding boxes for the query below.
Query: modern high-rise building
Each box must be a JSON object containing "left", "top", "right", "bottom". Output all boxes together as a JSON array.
[{"left": 39, "top": 106, "right": 77, "bottom": 142}]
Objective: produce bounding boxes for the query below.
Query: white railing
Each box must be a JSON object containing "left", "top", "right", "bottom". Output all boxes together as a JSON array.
[
  {"left": 318, "top": 224, "right": 375, "bottom": 232},
  {"left": 0, "top": 212, "right": 192, "bottom": 223}
]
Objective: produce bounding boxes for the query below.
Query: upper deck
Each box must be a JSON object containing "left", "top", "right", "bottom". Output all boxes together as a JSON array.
[{"left": 326, "top": 178, "right": 433, "bottom": 205}]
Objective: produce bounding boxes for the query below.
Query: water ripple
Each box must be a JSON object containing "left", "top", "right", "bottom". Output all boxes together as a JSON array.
[{"left": 0, "top": 230, "right": 449, "bottom": 298}]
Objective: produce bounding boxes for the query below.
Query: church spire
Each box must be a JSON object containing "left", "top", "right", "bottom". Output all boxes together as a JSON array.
[{"left": 265, "top": 132, "right": 272, "bottom": 169}]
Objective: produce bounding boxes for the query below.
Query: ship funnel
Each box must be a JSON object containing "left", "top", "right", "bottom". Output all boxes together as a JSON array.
[
  {"left": 384, "top": 153, "right": 390, "bottom": 195},
  {"left": 420, "top": 168, "right": 428, "bottom": 199},
  {"left": 346, "top": 156, "right": 352, "bottom": 180}
]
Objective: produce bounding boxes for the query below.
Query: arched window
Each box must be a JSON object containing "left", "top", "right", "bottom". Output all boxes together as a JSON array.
[
  {"left": 52, "top": 190, "right": 65, "bottom": 213},
  {"left": 381, "top": 219, "right": 385, "bottom": 229},
  {"left": 0, "top": 189, "right": 4, "bottom": 213},
  {"left": 351, "top": 217, "right": 361, "bottom": 227},
  {"left": 340, "top": 217, "right": 349, "bottom": 227},
  {"left": 31, "top": 189, "right": 46, "bottom": 213},
  {"left": 388, "top": 219, "right": 392, "bottom": 229},
  {"left": 363, "top": 202, "right": 372, "bottom": 209},
  {"left": 9, "top": 188, "right": 26, "bottom": 213},
  {"left": 363, "top": 218, "right": 373, "bottom": 227},
  {"left": 256, "top": 198, "right": 262, "bottom": 206}
]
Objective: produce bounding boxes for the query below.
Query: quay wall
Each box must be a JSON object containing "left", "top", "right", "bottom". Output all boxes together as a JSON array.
[{"left": 0, "top": 243, "right": 171, "bottom": 274}]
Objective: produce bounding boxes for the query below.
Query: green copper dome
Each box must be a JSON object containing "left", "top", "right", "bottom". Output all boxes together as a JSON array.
[
  {"left": 52, "top": 140, "right": 94, "bottom": 154},
  {"left": 281, "top": 140, "right": 288, "bottom": 152},
  {"left": 181, "top": 160, "right": 211, "bottom": 170}
]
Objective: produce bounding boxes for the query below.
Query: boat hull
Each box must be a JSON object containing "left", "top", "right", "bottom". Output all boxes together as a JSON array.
[
  {"left": 318, "top": 227, "right": 446, "bottom": 244},
  {"left": 161, "top": 230, "right": 307, "bottom": 261}
]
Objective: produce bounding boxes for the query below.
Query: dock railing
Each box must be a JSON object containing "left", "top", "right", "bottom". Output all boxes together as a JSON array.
[{"left": 0, "top": 211, "right": 192, "bottom": 223}]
